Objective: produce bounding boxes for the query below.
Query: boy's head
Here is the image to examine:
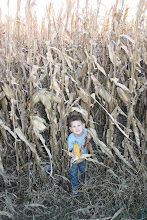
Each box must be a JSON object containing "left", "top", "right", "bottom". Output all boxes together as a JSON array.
[{"left": 68, "top": 113, "right": 85, "bottom": 137}]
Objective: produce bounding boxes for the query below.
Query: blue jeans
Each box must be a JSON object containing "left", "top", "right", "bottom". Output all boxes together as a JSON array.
[{"left": 68, "top": 160, "right": 90, "bottom": 190}]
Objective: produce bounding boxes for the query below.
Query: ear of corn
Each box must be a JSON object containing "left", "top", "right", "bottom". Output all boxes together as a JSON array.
[
  {"left": 31, "top": 116, "right": 47, "bottom": 132},
  {"left": 95, "top": 86, "right": 113, "bottom": 104},
  {"left": 117, "top": 87, "right": 130, "bottom": 105},
  {"left": 74, "top": 142, "right": 80, "bottom": 158}
]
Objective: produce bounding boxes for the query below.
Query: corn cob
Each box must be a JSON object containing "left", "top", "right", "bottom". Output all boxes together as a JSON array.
[{"left": 74, "top": 142, "right": 80, "bottom": 158}]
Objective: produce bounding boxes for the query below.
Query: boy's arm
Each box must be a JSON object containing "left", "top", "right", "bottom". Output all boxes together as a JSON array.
[
  {"left": 68, "top": 137, "right": 76, "bottom": 155},
  {"left": 80, "top": 132, "right": 92, "bottom": 154}
]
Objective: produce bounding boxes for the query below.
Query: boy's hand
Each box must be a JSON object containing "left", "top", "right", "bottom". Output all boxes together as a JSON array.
[
  {"left": 87, "top": 132, "right": 92, "bottom": 141},
  {"left": 72, "top": 149, "right": 76, "bottom": 155}
]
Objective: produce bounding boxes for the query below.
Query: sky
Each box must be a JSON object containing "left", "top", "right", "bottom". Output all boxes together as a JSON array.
[{"left": 0, "top": 0, "right": 140, "bottom": 24}]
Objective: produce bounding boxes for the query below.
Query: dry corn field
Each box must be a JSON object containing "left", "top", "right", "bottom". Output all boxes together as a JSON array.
[{"left": 0, "top": 0, "right": 147, "bottom": 219}]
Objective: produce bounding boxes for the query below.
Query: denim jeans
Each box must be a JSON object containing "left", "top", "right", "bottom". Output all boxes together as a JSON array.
[{"left": 68, "top": 160, "right": 90, "bottom": 190}]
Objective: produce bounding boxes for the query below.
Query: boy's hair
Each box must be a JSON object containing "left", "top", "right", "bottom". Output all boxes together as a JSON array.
[{"left": 67, "top": 113, "right": 85, "bottom": 127}]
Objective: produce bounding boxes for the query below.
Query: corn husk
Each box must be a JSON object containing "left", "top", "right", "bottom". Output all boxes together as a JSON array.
[
  {"left": 38, "top": 93, "right": 52, "bottom": 111},
  {"left": 117, "top": 87, "right": 130, "bottom": 105},
  {"left": 46, "top": 91, "right": 61, "bottom": 103},
  {"left": 31, "top": 116, "right": 47, "bottom": 132},
  {"left": 32, "top": 91, "right": 41, "bottom": 104},
  {"left": 110, "top": 78, "right": 130, "bottom": 93},
  {"left": 95, "top": 86, "right": 112, "bottom": 104},
  {"left": 32, "top": 90, "right": 61, "bottom": 106},
  {"left": 91, "top": 74, "right": 103, "bottom": 87},
  {"left": 77, "top": 87, "right": 90, "bottom": 104},
  {"left": 65, "top": 150, "right": 92, "bottom": 164}
]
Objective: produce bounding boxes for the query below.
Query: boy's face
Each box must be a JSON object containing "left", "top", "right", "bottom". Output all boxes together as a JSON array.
[{"left": 69, "top": 120, "right": 85, "bottom": 137}]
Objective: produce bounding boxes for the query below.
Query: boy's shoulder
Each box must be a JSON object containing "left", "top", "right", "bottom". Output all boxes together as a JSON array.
[{"left": 68, "top": 132, "right": 75, "bottom": 141}]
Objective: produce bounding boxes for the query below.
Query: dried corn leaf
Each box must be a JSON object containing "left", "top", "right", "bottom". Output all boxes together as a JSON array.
[
  {"left": 52, "top": 76, "right": 61, "bottom": 96},
  {"left": 26, "top": 203, "right": 47, "bottom": 208},
  {"left": 110, "top": 143, "right": 135, "bottom": 170},
  {"left": 0, "top": 154, "right": 4, "bottom": 174},
  {"left": 47, "top": 49, "right": 54, "bottom": 63},
  {"left": 111, "top": 105, "right": 127, "bottom": 119},
  {"left": 0, "top": 119, "right": 17, "bottom": 139},
  {"left": 120, "top": 44, "right": 130, "bottom": 56},
  {"left": 50, "top": 46, "right": 76, "bottom": 63},
  {"left": 95, "top": 86, "right": 112, "bottom": 104},
  {"left": 117, "top": 87, "right": 130, "bottom": 105},
  {"left": 127, "top": 143, "right": 140, "bottom": 168},
  {"left": 86, "top": 157, "right": 109, "bottom": 168},
  {"left": 111, "top": 207, "right": 124, "bottom": 220},
  {"left": 88, "top": 128, "right": 114, "bottom": 158},
  {"left": 70, "top": 106, "right": 88, "bottom": 119},
  {"left": 135, "top": 116, "right": 145, "bottom": 136},
  {"left": 0, "top": 91, "right": 5, "bottom": 100},
  {"left": 107, "top": 42, "right": 121, "bottom": 66},
  {"left": 110, "top": 78, "right": 130, "bottom": 93},
  {"left": 77, "top": 87, "right": 90, "bottom": 104},
  {"left": 34, "top": 130, "right": 53, "bottom": 175},
  {"left": 15, "top": 127, "right": 41, "bottom": 162},
  {"left": 27, "top": 65, "right": 39, "bottom": 84},
  {"left": 120, "top": 34, "right": 134, "bottom": 44},
  {"left": 132, "top": 118, "right": 140, "bottom": 147},
  {"left": 107, "top": 168, "right": 119, "bottom": 179},
  {"left": 91, "top": 74, "right": 103, "bottom": 86},
  {"left": 31, "top": 116, "right": 47, "bottom": 132},
  {"left": 92, "top": 55, "right": 106, "bottom": 76},
  {"left": 1, "top": 82, "right": 15, "bottom": 101},
  {"left": 64, "top": 56, "right": 73, "bottom": 70},
  {"left": 65, "top": 75, "right": 70, "bottom": 97}
]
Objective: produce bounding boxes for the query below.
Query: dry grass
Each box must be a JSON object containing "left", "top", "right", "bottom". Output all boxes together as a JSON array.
[{"left": 0, "top": 0, "right": 147, "bottom": 219}]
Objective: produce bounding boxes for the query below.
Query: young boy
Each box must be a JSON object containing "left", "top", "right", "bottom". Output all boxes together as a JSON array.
[{"left": 67, "top": 113, "right": 91, "bottom": 196}]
